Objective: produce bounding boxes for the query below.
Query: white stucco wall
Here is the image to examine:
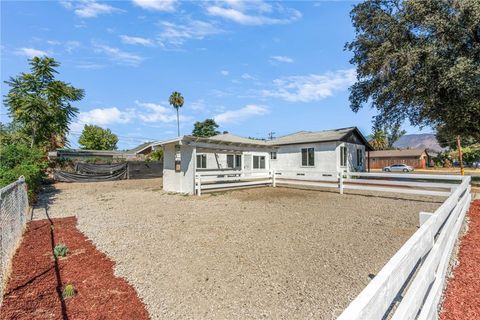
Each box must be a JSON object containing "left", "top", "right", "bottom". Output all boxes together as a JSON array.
[
  {"left": 163, "top": 143, "right": 196, "bottom": 194},
  {"left": 271, "top": 141, "right": 366, "bottom": 173},
  {"left": 196, "top": 151, "right": 270, "bottom": 172},
  {"left": 271, "top": 142, "right": 338, "bottom": 172}
]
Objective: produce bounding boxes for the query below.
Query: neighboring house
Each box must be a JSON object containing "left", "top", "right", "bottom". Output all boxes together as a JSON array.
[
  {"left": 158, "top": 126, "right": 373, "bottom": 194},
  {"left": 368, "top": 149, "right": 431, "bottom": 169},
  {"left": 48, "top": 142, "right": 156, "bottom": 162}
]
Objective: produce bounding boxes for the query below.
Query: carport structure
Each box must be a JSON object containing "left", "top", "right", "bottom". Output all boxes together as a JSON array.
[{"left": 160, "top": 135, "right": 278, "bottom": 194}]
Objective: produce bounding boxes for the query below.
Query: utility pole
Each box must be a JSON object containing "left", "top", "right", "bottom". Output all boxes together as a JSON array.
[
  {"left": 267, "top": 131, "right": 276, "bottom": 140},
  {"left": 456, "top": 135, "right": 464, "bottom": 176}
]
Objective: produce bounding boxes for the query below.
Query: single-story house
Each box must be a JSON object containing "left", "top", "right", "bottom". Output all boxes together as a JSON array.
[
  {"left": 159, "top": 127, "right": 373, "bottom": 194},
  {"left": 368, "top": 149, "right": 431, "bottom": 169}
]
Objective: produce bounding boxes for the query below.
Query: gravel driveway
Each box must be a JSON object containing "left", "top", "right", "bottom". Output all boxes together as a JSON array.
[{"left": 33, "top": 178, "right": 443, "bottom": 319}]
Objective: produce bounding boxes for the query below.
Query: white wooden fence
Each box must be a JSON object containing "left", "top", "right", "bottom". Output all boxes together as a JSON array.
[
  {"left": 195, "top": 169, "right": 472, "bottom": 319},
  {"left": 195, "top": 170, "right": 274, "bottom": 195}
]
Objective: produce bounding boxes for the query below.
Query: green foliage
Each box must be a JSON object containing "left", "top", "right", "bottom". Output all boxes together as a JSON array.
[
  {"left": 4, "top": 56, "right": 84, "bottom": 150},
  {"left": 62, "top": 284, "right": 75, "bottom": 299},
  {"left": 369, "top": 130, "right": 388, "bottom": 150},
  {"left": 150, "top": 149, "right": 163, "bottom": 161},
  {"left": 192, "top": 118, "right": 220, "bottom": 137},
  {"left": 347, "top": 0, "right": 480, "bottom": 140},
  {"left": 0, "top": 142, "right": 47, "bottom": 200},
  {"left": 84, "top": 157, "right": 113, "bottom": 164},
  {"left": 78, "top": 124, "right": 118, "bottom": 150},
  {"left": 53, "top": 244, "right": 68, "bottom": 258}
]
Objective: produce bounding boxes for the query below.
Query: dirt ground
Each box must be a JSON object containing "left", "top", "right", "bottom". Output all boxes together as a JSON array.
[{"left": 32, "top": 178, "right": 443, "bottom": 319}]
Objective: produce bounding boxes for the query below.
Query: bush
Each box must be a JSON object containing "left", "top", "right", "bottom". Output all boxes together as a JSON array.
[
  {"left": 0, "top": 143, "right": 47, "bottom": 200},
  {"left": 53, "top": 244, "right": 68, "bottom": 258},
  {"left": 62, "top": 284, "right": 75, "bottom": 299}
]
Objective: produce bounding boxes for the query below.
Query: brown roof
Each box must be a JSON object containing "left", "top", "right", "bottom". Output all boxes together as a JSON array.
[{"left": 369, "top": 149, "right": 428, "bottom": 158}]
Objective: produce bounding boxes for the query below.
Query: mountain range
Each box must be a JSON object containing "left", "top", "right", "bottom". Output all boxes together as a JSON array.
[{"left": 393, "top": 133, "right": 445, "bottom": 152}]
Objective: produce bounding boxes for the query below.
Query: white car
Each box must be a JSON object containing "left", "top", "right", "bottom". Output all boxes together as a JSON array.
[{"left": 383, "top": 164, "right": 414, "bottom": 172}]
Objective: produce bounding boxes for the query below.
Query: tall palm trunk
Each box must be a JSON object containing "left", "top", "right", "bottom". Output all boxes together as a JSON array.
[{"left": 176, "top": 107, "right": 180, "bottom": 137}]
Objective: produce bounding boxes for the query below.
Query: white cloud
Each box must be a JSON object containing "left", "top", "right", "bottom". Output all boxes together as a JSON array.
[
  {"left": 15, "top": 47, "right": 48, "bottom": 57},
  {"left": 78, "top": 107, "right": 134, "bottom": 126},
  {"left": 158, "top": 19, "right": 223, "bottom": 46},
  {"left": 241, "top": 73, "right": 255, "bottom": 80},
  {"left": 220, "top": 70, "right": 229, "bottom": 76},
  {"left": 206, "top": 1, "right": 301, "bottom": 26},
  {"left": 120, "top": 35, "right": 154, "bottom": 46},
  {"left": 71, "top": 1, "right": 122, "bottom": 18},
  {"left": 132, "top": 0, "right": 177, "bottom": 12},
  {"left": 65, "top": 41, "right": 81, "bottom": 53},
  {"left": 190, "top": 99, "right": 206, "bottom": 112},
  {"left": 260, "top": 69, "right": 356, "bottom": 102},
  {"left": 214, "top": 104, "right": 269, "bottom": 124},
  {"left": 135, "top": 101, "right": 179, "bottom": 123},
  {"left": 270, "top": 55, "right": 293, "bottom": 63},
  {"left": 94, "top": 44, "right": 144, "bottom": 66}
]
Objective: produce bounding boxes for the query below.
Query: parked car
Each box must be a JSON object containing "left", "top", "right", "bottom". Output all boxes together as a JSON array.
[{"left": 383, "top": 164, "right": 414, "bottom": 172}]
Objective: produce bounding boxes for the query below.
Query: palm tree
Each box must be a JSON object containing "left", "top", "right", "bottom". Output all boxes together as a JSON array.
[
  {"left": 369, "top": 130, "right": 388, "bottom": 150},
  {"left": 169, "top": 91, "right": 184, "bottom": 137}
]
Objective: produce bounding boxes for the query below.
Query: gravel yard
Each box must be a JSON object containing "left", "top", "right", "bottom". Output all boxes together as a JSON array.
[{"left": 33, "top": 178, "right": 443, "bottom": 319}]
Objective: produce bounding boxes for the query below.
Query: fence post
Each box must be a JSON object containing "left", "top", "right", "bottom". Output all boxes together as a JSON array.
[
  {"left": 272, "top": 169, "right": 276, "bottom": 187},
  {"left": 339, "top": 172, "right": 344, "bottom": 195},
  {"left": 196, "top": 174, "right": 201, "bottom": 196}
]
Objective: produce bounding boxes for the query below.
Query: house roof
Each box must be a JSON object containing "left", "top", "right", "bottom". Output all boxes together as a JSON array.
[
  {"left": 267, "top": 127, "right": 373, "bottom": 150},
  {"left": 127, "top": 142, "right": 153, "bottom": 154},
  {"left": 157, "top": 127, "right": 373, "bottom": 150},
  {"left": 369, "top": 149, "right": 428, "bottom": 158}
]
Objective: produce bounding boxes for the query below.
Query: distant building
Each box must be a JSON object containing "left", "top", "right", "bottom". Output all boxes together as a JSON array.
[
  {"left": 48, "top": 142, "right": 156, "bottom": 162},
  {"left": 368, "top": 149, "right": 431, "bottom": 169}
]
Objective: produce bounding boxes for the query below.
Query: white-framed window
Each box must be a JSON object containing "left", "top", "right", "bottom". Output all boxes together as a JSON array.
[
  {"left": 227, "top": 154, "right": 242, "bottom": 168},
  {"left": 196, "top": 154, "right": 207, "bottom": 169},
  {"left": 356, "top": 149, "right": 363, "bottom": 167},
  {"left": 340, "top": 146, "right": 347, "bottom": 167},
  {"left": 253, "top": 155, "right": 266, "bottom": 169},
  {"left": 227, "top": 154, "right": 235, "bottom": 168},
  {"left": 235, "top": 154, "right": 242, "bottom": 169},
  {"left": 270, "top": 152, "right": 277, "bottom": 160},
  {"left": 301, "top": 148, "right": 315, "bottom": 167}
]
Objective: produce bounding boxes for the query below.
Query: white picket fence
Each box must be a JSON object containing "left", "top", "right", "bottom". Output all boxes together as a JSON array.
[{"left": 195, "top": 169, "right": 472, "bottom": 319}]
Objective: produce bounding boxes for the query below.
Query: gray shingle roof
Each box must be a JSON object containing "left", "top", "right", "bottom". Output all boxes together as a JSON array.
[{"left": 267, "top": 127, "right": 365, "bottom": 146}]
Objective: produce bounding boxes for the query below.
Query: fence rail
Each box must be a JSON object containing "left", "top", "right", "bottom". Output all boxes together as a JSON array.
[
  {"left": 195, "top": 170, "right": 274, "bottom": 195},
  {"left": 0, "top": 177, "right": 29, "bottom": 306}
]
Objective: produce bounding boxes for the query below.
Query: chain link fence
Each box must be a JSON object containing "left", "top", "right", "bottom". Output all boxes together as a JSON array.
[{"left": 0, "top": 177, "right": 29, "bottom": 305}]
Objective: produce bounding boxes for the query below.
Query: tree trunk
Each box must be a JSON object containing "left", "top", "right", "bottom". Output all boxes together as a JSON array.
[
  {"left": 176, "top": 108, "right": 180, "bottom": 137},
  {"left": 456, "top": 135, "right": 464, "bottom": 176}
]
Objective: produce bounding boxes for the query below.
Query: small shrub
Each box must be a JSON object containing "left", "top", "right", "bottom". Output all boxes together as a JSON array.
[
  {"left": 53, "top": 244, "right": 68, "bottom": 258},
  {"left": 62, "top": 284, "right": 75, "bottom": 299}
]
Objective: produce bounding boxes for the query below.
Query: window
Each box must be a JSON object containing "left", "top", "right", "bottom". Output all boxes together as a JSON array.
[
  {"left": 340, "top": 146, "right": 347, "bottom": 167},
  {"left": 356, "top": 149, "right": 363, "bottom": 167},
  {"left": 253, "top": 155, "right": 266, "bottom": 169},
  {"left": 301, "top": 148, "right": 314, "bottom": 167},
  {"left": 235, "top": 155, "right": 242, "bottom": 169},
  {"left": 196, "top": 154, "right": 207, "bottom": 169},
  {"left": 270, "top": 152, "right": 277, "bottom": 160},
  {"left": 227, "top": 154, "right": 234, "bottom": 168}
]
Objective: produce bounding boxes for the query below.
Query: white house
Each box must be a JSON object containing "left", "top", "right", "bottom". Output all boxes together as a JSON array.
[{"left": 159, "top": 127, "right": 372, "bottom": 194}]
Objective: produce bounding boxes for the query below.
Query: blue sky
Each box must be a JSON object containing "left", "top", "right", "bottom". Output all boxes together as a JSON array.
[{"left": 1, "top": 0, "right": 428, "bottom": 149}]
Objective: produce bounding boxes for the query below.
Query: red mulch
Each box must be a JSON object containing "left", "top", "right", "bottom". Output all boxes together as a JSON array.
[
  {"left": 440, "top": 199, "right": 480, "bottom": 320},
  {"left": 0, "top": 217, "right": 149, "bottom": 320}
]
